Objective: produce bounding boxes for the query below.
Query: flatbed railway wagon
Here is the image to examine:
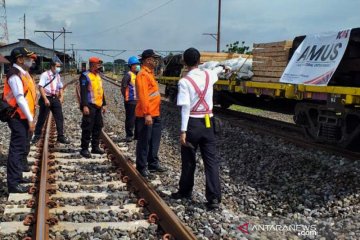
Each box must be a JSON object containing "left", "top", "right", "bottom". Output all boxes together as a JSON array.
[{"left": 157, "top": 28, "right": 360, "bottom": 148}]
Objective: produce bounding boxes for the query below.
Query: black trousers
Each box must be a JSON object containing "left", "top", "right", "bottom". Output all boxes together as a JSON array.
[
  {"left": 81, "top": 104, "right": 103, "bottom": 149},
  {"left": 7, "top": 118, "right": 29, "bottom": 189},
  {"left": 135, "top": 116, "right": 161, "bottom": 172},
  {"left": 124, "top": 101, "right": 136, "bottom": 138},
  {"left": 34, "top": 97, "right": 64, "bottom": 137},
  {"left": 179, "top": 117, "right": 221, "bottom": 202}
]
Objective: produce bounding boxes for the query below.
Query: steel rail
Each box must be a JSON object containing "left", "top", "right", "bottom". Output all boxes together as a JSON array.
[
  {"left": 34, "top": 113, "right": 52, "bottom": 240},
  {"left": 213, "top": 105, "right": 360, "bottom": 160},
  {"left": 103, "top": 74, "right": 360, "bottom": 160},
  {"left": 75, "top": 77, "right": 196, "bottom": 239},
  {"left": 101, "top": 131, "right": 197, "bottom": 240}
]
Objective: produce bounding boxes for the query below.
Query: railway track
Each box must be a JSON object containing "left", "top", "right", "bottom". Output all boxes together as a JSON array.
[
  {"left": 103, "top": 74, "right": 360, "bottom": 160},
  {"left": 0, "top": 76, "right": 196, "bottom": 239},
  {"left": 214, "top": 106, "right": 360, "bottom": 160}
]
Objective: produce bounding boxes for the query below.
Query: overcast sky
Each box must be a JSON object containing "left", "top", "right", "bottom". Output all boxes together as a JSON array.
[{"left": 5, "top": 0, "right": 360, "bottom": 63}]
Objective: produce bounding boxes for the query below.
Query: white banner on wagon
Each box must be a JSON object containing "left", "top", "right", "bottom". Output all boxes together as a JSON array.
[{"left": 280, "top": 29, "right": 351, "bottom": 85}]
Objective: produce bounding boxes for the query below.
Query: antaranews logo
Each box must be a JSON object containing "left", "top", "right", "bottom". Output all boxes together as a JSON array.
[
  {"left": 238, "top": 222, "right": 317, "bottom": 237},
  {"left": 238, "top": 222, "right": 250, "bottom": 234}
]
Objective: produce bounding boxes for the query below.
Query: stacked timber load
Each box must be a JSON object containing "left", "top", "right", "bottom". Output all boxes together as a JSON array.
[
  {"left": 199, "top": 52, "right": 250, "bottom": 63},
  {"left": 252, "top": 40, "right": 293, "bottom": 82}
]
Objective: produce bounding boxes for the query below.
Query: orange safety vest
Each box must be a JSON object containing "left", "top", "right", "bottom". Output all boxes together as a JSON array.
[
  {"left": 3, "top": 70, "right": 36, "bottom": 119},
  {"left": 83, "top": 71, "right": 104, "bottom": 107}
]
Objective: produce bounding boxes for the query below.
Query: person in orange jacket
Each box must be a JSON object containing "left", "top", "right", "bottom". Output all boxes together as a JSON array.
[{"left": 135, "top": 49, "right": 167, "bottom": 177}]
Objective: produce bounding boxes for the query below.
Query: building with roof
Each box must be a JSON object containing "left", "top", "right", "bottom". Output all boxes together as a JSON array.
[
  {"left": 0, "top": 39, "right": 71, "bottom": 79},
  {"left": 0, "top": 54, "right": 10, "bottom": 81}
]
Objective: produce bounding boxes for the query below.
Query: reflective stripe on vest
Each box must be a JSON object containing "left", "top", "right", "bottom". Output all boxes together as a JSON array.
[
  {"left": 84, "top": 71, "right": 104, "bottom": 107},
  {"left": 149, "top": 91, "right": 160, "bottom": 97},
  {"left": 125, "top": 71, "right": 137, "bottom": 101},
  {"left": 184, "top": 71, "right": 212, "bottom": 115},
  {"left": 3, "top": 72, "right": 36, "bottom": 119}
]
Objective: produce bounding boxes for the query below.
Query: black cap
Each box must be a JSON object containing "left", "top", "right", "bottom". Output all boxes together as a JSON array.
[
  {"left": 140, "top": 49, "right": 161, "bottom": 60},
  {"left": 10, "top": 47, "right": 35, "bottom": 61},
  {"left": 183, "top": 47, "right": 200, "bottom": 67}
]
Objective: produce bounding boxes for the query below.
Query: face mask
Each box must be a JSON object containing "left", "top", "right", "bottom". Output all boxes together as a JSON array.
[
  {"left": 24, "top": 58, "right": 33, "bottom": 68},
  {"left": 135, "top": 65, "right": 141, "bottom": 72},
  {"left": 55, "top": 67, "right": 61, "bottom": 73}
]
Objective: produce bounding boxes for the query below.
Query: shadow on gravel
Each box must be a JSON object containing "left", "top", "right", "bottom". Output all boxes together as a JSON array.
[{"left": 160, "top": 97, "right": 360, "bottom": 224}]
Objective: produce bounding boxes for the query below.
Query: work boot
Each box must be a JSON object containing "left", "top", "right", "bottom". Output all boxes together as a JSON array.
[
  {"left": 31, "top": 135, "right": 40, "bottom": 144},
  {"left": 148, "top": 165, "right": 167, "bottom": 173},
  {"left": 80, "top": 149, "right": 92, "bottom": 158},
  {"left": 57, "top": 135, "right": 70, "bottom": 144},
  {"left": 206, "top": 199, "right": 220, "bottom": 210},
  {"left": 125, "top": 137, "right": 133, "bottom": 142},
  {"left": 91, "top": 147, "right": 104, "bottom": 154},
  {"left": 22, "top": 157, "right": 30, "bottom": 172},
  {"left": 138, "top": 169, "right": 154, "bottom": 178},
  {"left": 8, "top": 184, "right": 29, "bottom": 193},
  {"left": 19, "top": 178, "right": 32, "bottom": 184},
  {"left": 171, "top": 191, "right": 192, "bottom": 200}
]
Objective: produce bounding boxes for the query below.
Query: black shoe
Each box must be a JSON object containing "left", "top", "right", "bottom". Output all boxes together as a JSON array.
[
  {"left": 19, "top": 178, "right": 32, "bottom": 184},
  {"left": 206, "top": 199, "right": 220, "bottom": 210},
  {"left": 8, "top": 184, "right": 29, "bottom": 193},
  {"left": 22, "top": 157, "right": 30, "bottom": 172},
  {"left": 57, "top": 136, "right": 70, "bottom": 144},
  {"left": 171, "top": 191, "right": 192, "bottom": 200},
  {"left": 80, "top": 149, "right": 92, "bottom": 158},
  {"left": 22, "top": 165, "right": 31, "bottom": 172},
  {"left": 31, "top": 135, "right": 40, "bottom": 144},
  {"left": 148, "top": 165, "right": 167, "bottom": 173},
  {"left": 91, "top": 147, "right": 104, "bottom": 154},
  {"left": 139, "top": 169, "right": 151, "bottom": 178},
  {"left": 125, "top": 137, "right": 133, "bottom": 142}
]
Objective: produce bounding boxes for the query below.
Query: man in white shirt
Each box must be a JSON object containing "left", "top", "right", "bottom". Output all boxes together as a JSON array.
[
  {"left": 3, "top": 47, "right": 37, "bottom": 193},
  {"left": 171, "top": 48, "right": 222, "bottom": 209},
  {"left": 32, "top": 59, "right": 69, "bottom": 144}
]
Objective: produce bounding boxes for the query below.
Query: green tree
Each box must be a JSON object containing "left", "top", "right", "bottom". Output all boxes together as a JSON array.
[{"left": 224, "top": 41, "right": 251, "bottom": 54}]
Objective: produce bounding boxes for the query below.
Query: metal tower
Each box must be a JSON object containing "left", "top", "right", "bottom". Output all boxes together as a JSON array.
[{"left": 0, "top": 0, "right": 9, "bottom": 44}]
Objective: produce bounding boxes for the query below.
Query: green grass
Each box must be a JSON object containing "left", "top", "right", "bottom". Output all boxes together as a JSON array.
[{"left": 229, "top": 104, "right": 264, "bottom": 114}]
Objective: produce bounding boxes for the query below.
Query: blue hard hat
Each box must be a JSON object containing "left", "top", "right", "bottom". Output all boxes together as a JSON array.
[{"left": 128, "top": 56, "right": 140, "bottom": 65}]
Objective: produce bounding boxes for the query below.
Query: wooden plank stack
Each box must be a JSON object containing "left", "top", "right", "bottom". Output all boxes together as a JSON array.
[
  {"left": 199, "top": 52, "right": 251, "bottom": 63},
  {"left": 252, "top": 40, "right": 293, "bottom": 82}
]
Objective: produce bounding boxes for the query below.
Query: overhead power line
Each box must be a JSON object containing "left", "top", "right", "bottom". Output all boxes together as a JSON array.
[{"left": 75, "top": 0, "right": 175, "bottom": 38}]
